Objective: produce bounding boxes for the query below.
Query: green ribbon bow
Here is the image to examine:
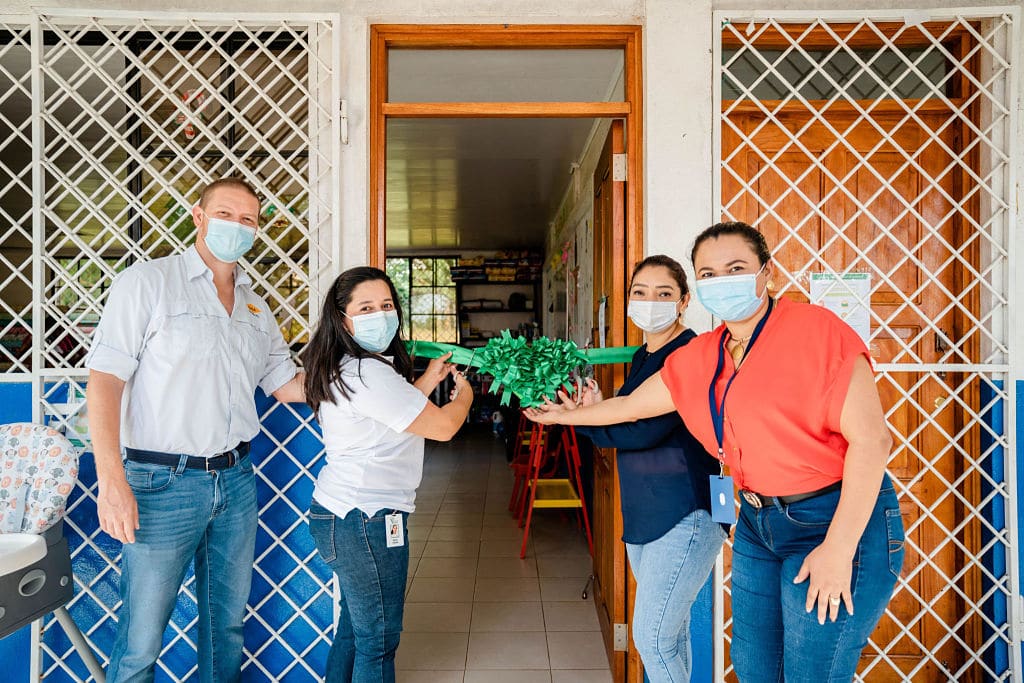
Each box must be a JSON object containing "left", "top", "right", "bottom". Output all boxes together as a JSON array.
[{"left": 407, "top": 334, "right": 639, "bottom": 408}]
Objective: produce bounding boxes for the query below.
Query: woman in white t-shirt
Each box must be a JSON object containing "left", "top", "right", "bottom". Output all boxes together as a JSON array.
[{"left": 300, "top": 266, "right": 474, "bottom": 683}]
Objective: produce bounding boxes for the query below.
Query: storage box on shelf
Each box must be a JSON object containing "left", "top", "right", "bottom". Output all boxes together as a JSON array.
[{"left": 453, "top": 251, "right": 543, "bottom": 347}]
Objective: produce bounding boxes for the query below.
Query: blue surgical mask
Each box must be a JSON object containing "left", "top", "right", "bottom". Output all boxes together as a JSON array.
[
  {"left": 346, "top": 310, "right": 400, "bottom": 353},
  {"left": 694, "top": 265, "right": 767, "bottom": 322},
  {"left": 203, "top": 215, "right": 256, "bottom": 263}
]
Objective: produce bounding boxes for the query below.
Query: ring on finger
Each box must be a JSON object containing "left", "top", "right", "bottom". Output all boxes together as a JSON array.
[{"left": 828, "top": 595, "right": 841, "bottom": 606}]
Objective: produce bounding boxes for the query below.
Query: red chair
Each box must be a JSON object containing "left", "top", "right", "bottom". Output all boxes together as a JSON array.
[
  {"left": 508, "top": 416, "right": 546, "bottom": 513},
  {"left": 517, "top": 425, "right": 594, "bottom": 559}
]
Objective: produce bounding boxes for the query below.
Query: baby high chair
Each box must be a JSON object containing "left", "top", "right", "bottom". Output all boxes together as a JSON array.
[{"left": 0, "top": 423, "right": 105, "bottom": 681}]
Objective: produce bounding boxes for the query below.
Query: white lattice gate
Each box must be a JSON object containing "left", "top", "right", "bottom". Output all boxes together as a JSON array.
[
  {"left": 0, "top": 9, "right": 340, "bottom": 682},
  {"left": 714, "top": 8, "right": 1020, "bottom": 682}
]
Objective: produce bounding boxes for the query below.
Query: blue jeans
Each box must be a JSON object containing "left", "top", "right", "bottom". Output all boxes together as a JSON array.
[
  {"left": 107, "top": 455, "right": 257, "bottom": 683},
  {"left": 626, "top": 509, "right": 727, "bottom": 683},
  {"left": 730, "top": 477, "right": 905, "bottom": 682},
  {"left": 308, "top": 500, "right": 410, "bottom": 683}
]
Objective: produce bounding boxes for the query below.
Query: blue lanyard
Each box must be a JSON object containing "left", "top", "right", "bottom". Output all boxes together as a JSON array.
[{"left": 708, "top": 298, "right": 775, "bottom": 471}]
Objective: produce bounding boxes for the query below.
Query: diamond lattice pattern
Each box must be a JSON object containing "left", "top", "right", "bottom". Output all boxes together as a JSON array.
[
  {"left": 0, "top": 13, "right": 340, "bottom": 682},
  {"left": 717, "top": 14, "right": 1016, "bottom": 681}
]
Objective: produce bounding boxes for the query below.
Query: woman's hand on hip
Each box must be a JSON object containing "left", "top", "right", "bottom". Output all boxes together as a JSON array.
[{"left": 793, "top": 541, "right": 856, "bottom": 624}]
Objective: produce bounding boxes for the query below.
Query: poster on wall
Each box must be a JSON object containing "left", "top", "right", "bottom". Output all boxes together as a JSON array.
[{"left": 809, "top": 272, "right": 871, "bottom": 343}]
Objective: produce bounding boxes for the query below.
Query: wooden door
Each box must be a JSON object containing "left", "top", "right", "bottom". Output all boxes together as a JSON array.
[
  {"left": 591, "top": 119, "right": 630, "bottom": 681},
  {"left": 722, "top": 106, "right": 981, "bottom": 680}
]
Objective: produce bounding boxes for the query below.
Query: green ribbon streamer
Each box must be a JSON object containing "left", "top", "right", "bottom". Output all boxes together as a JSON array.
[
  {"left": 406, "top": 340, "right": 482, "bottom": 368},
  {"left": 406, "top": 333, "right": 640, "bottom": 408}
]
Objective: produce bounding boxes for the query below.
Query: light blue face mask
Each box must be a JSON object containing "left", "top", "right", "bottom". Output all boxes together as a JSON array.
[
  {"left": 204, "top": 215, "right": 256, "bottom": 263},
  {"left": 346, "top": 310, "right": 400, "bottom": 353},
  {"left": 694, "top": 265, "right": 767, "bottom": 322}
]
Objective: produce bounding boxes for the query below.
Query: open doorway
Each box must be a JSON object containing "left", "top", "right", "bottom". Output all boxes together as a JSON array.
[{"left": 371, "top": 25, "right": 646, "bottom": 683}]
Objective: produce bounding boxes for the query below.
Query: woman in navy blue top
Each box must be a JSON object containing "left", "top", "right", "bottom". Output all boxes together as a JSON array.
[{"left": 548, "top": 255, "right": 724, "bottom": 683}]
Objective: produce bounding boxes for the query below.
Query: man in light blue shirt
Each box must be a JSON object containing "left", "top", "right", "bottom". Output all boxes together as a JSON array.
[{"left": 85, "top": 177, "right": 306, "bottom": 683}]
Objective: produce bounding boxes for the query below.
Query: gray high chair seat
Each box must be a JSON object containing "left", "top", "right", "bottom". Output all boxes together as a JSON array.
[{"left": 0, "top": 423, "right": 105, "bottom": 681}]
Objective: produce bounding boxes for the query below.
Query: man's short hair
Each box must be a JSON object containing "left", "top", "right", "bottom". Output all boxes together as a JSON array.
[{"left": 198, "top": 177, "right": 261, "bottom": 208}]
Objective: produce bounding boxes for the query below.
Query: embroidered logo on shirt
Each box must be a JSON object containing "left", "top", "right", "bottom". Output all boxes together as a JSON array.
[{"left": 247, "top": 303, "right": 261, "bottom": 316}]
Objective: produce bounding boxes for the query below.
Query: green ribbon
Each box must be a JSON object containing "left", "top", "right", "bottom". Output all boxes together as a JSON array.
[{"left": 406, "top": 333, "right": 639, "bottom": 408}]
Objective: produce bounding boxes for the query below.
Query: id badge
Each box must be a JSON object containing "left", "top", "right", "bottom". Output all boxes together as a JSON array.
[
  {"left": 709, "top": 475, "right": 738, "bottom": 525},
  {"left": 385, "top": 512, "right": 405, "bottom": 548}
]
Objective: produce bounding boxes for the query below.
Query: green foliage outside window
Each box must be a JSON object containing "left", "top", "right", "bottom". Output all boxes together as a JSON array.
[{"left": 386, "top": 256, "right": 457, "bottom": 342}]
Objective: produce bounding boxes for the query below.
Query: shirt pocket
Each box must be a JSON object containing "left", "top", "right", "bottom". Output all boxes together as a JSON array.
[
  {"left": 233, "top": 313, "right": 271, "bottom": 372},
  {"left": 161, "top": 302, "right": 220, "bottom": 360}
]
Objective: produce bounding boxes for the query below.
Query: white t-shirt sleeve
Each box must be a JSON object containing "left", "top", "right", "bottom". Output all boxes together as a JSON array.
[{"left": 339, "top": 358, "right": 429, "bottom": 432}]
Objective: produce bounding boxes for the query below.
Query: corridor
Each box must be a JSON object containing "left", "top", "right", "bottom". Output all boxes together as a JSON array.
[{"left": 395, "top": 430, "right": 611, "bottom": 683}]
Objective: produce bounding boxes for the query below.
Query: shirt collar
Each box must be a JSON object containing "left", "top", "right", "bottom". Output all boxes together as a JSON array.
[{"left": 184, "top": 245, "right": 252, "bottom": 288}]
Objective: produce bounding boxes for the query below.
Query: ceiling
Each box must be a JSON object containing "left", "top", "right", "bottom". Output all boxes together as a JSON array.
[{"left": 385, "top": 49, "right": 624, "bottom": 252}]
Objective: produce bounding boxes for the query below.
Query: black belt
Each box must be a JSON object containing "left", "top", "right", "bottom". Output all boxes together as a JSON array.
[
  {"left": 740, "top": 481, "right": 841, "bottom": 509},
  {"left": 125, "top": 442, "right": 250, "bottom": 472}
]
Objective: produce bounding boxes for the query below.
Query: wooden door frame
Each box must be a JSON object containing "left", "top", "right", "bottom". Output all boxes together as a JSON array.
[{"left": 369, "top": 24, "right": 644, "bottom": 274}]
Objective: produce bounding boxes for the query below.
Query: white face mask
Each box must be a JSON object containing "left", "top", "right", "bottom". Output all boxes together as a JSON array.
[{"left": 627, "top": 299, "right": 680, "bottom": 333}]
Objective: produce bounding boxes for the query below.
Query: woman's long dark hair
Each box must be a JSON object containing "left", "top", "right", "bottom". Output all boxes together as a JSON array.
[{"left": 301, "top": 267, "right": 412, "bottom": 413}]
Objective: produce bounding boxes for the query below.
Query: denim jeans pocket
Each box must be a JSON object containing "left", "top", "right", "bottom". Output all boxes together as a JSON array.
[
  {"left": 781, "top": 494, "right": 837, "bottom": 528},
  {"left": 309, "top": 509, "right": 338, "bottom": 564},
  {"left": 884, "top": 508, "right": 905, "bottom": 579},
  {"left": 124, "top": 461, "right": 176, "bottom": 493}
]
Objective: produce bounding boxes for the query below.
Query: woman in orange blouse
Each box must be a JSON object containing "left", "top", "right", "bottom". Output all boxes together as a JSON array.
[{"left": 528, "top": 222, "right": 904, "bottom": 682}]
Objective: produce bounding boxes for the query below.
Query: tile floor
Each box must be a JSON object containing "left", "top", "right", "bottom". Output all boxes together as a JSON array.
[{"left": 395, "top": 429, "right": 611, "bottom": 683}]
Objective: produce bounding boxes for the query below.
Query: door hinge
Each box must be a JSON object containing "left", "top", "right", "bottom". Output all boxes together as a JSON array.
[
  {"left": 613, "top": 622, "right": 629, "bottom": 651},
  {"left": 339, "top": 99, "right": 349, "bottom": 145},
  {"left": 1015, "top": 595, "right": 1024, "bottom": 641},
  {"left": 612, "top": 153, "right": 627, "bottom": 181}
]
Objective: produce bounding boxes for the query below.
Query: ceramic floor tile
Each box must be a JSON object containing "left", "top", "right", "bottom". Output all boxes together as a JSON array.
[
  {"left": 423, "top": 540, "right": 481, "bottom": 558},
  {"left": 546, "top": 632, "right": 609, "bottom": 670},
  {"left": 415, "top": 556, "right": 479, "bottom": 578},
  {"left": 407, "top": 576, "right": 477, "bottom": 603},
  {"left": 542, "top": 601, "right": 601, "bottom": 631},
  {"left": 532, "top": 535, "right": 590, "bottom": 557},
  {"left": 435, "top": 512, "right": 483, "bottom": 527},
  {"left": 429, "top": 525, "right": 484, "bottom": 542},
  {"left": 479, "top": 539, "right": 532, "bottom": 558},
  {"left": 465, "top": 631, "right": 550, "bottom": 670},
  {"left": 537, "top": 555, "right": 594, "bottom": 578},
  {"left": 397, "top": 671, "right": 464, "bottom": 683},
  {"left": 540, "top": 578, "right": 591, "bottom": 602},
  {"left": 550, "top": 670, "right": 613, "bottom": 683},
  {"left": 470, "top": 600, "right": 545, "bottom": 632},
  {"left": 474, "top": 577, "right": 541, "bottom": 602},
  {"left": 480, "top": 525, "right": 526, "bottom": 541},
  {"left": 403, "top": 602, "right": 472, "bottom": 632},
  {"left": 483, "top": 513, "right": 521, "bottom": 528},
  {"left": 439, "top": 503, "right": 487, "bottom": 516},
  {"left": 476, "top": 556, "right": 538, "bottom": 578},
  {"left": 464, "top": 671, "right": 550, "bottom": 683},
  {"left": 395, "top": 632, "right": 469, "bottom": 670}
]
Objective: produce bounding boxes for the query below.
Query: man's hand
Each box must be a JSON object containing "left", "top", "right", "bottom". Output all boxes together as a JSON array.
[{"left": 98, "top": 477, "right": 139, "bottom": 544}]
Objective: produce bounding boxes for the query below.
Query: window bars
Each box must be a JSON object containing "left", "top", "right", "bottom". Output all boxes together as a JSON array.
[
  {"left": 715, "top": 9, "right": 1019, "bottom": 681},
  {"left": 2, "top": 10, "right": 340, "bottom": 682}
]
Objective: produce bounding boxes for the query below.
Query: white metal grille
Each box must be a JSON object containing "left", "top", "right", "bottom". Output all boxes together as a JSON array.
[
  {"left": 0, "top": 10, "right": 341, "bottom": 682},
  {"left": 714, "top": 9, "right": 1019, "bottom": 681},
  {"left": 0, "top": 19, "right": 32, "bottom": 376}
]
